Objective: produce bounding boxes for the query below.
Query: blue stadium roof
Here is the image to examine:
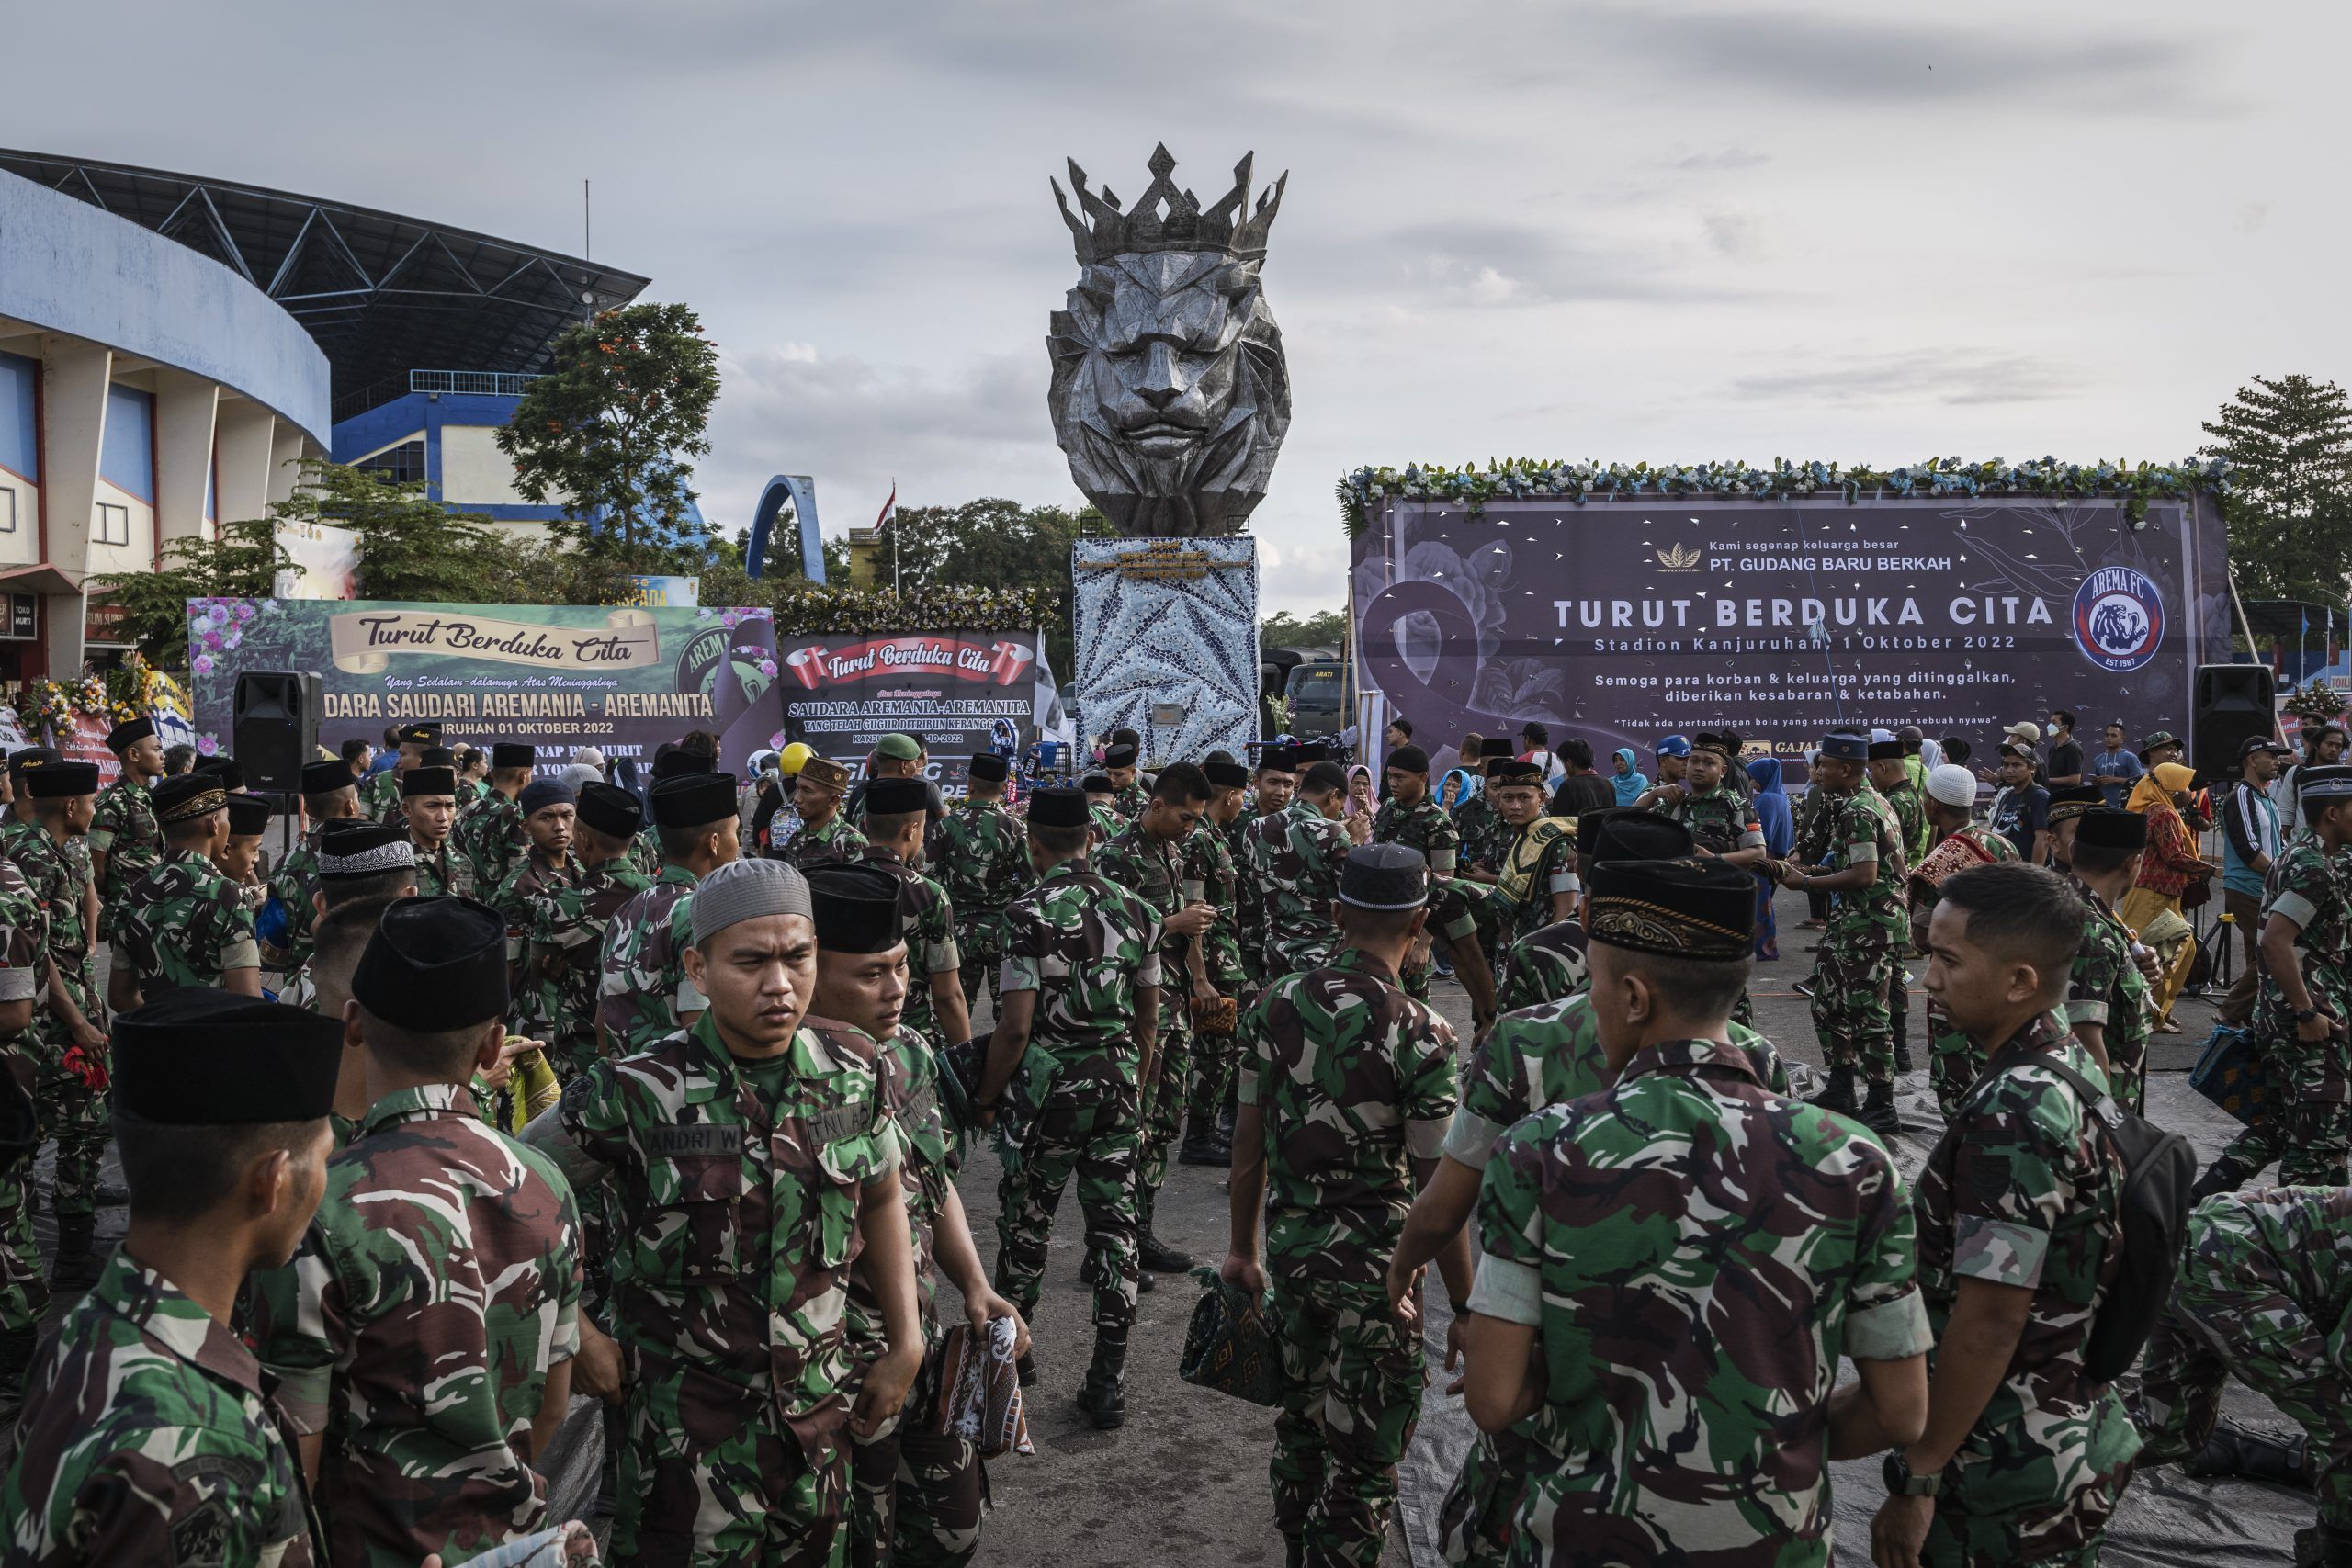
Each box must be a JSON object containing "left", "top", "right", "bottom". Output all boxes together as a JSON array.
[{"left": 0, "top": 150, "right": 650, "bottom": 421}]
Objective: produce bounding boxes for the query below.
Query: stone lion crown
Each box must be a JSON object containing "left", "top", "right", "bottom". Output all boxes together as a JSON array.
[{"left": 1052, "top": 143, "right": 1286, "bottom": 265}]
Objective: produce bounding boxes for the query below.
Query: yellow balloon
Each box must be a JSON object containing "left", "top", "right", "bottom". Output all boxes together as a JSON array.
[{"left": 778, "top": 742, "right": 814, "bottom": 776}]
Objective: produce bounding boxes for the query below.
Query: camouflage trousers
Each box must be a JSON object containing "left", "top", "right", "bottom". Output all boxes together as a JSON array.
[
  {"left": 849, "top": 1342, "right": 986, "bottom": 1568},
  {"left": 1927, "top": 1395, "right": 2138, "bottom": 1567},
  {"left": 28, "top": 1020, "right": 105, "bottom": 1223},
  {"left": 1436, "top": 1425, "right": 1534, "bottom": 1568},
  {"left": 2138, "top": 1208, "right": 2352, "bottom": 1529},
  {"left": 2214, "top": 1022, "right": 2352, "bottom": 1187},
  {"left": 992, "top": 1091, "right": 1140, "bottom": 1336},
  {"left": 1186, "top": 1021, "right": 1238, "bottom": 1131},
  {"left": 1269, "top": 1276, "right": 1422, "bottom": 1568},
  {"left": 0, "top": 1126, "right": 42, "bottom": 1336},
  {"left": 1810, "top": 931, "right": 1898, "bottom": 1083},
  {"left": 1137, "top": 1011, "right": 1193, "bottom": 1195},
  {"left": 611, "top": 1366, "right": 849, "bottom": 1567}
]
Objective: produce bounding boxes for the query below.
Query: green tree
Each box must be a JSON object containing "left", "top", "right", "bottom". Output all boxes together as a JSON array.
[
  {"left": 877, "top": 498, "right": 1104, "bottom": 673},
  {"left": 496, "top": 301, "right": 722, "bottom": 570},
  {"left": 1261, "top": 608, "right": 1349, "bottom": 654},
  {"left": 2199, "top": 373, "right": 2352, "bottom": 604},
  {"left": 103, "top": 517, "right": 297, "bottom": 668}
]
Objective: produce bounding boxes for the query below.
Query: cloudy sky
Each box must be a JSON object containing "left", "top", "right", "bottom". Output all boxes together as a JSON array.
[{"left": 10, "top": 1, "right": 2332, "bottom": 611}]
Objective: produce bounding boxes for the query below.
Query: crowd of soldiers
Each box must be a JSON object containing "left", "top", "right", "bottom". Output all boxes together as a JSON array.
[{"left": 0, "top": 708, "right": 2346, "bottom": 1566}]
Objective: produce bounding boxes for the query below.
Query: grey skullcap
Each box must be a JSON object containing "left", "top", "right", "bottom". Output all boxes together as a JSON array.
[{"left": 690, "top": 857, "right": 814, "bottom": 948}]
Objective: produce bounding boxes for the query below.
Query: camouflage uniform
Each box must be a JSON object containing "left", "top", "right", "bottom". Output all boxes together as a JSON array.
[
  {"left": 1439, "top": 993, "right": 1784, "bottom": 1568},
  {"left": 0, "top": 1251, "right": 321, "bottom": 1566},
  {"left": 455, "top": 787, "right": 529, "bottom": 896},
  {"left": 989, "top": 857, "right": 1161, "bottom": 1345},
  {"left": 250, "top": 1083, "right": 582, "bottom": 1567},
  {"left": 526, "top": 1011, "right": 901, "bottom": 1567},
  {"left": 775, "top": 814, "right": 868, "bottom": 873},
  {"left": 12, "top": 829, "right": 104, "bottom": 1234},
  {"left": 855, "top": 844, "right": 962, "bottom": 1046},
  {"left": 266, "top": 822, "right": 328, "bottom": 973},
  {"left": 597, "top": 863, "right": 703, "bottom": 1057},
  {"left": 1096, "top": 819, "right": 1196, "bottom": 1201},
  {"left": 628, "top": 822, "right": 663, "bottom": 879},
  {"left": 1371, "top": 795, "right": 1464, "bottom": 1001},
  {"left": 1086, "top": 803, "right": 1120, "bottom": 849},
  {"left": 1912, "top": 823, "right": 2023, "bottom": 1114},
  {"left": 1494, "top": 920, "right": 1588, "bottom": 1014},
  {"left": 85, "top": 775, "right": 160, "bottom": 946},
  {"left": 1246, "top": 801, "right": 1350, "bottom": 980},
  {"left": 1487, "top": 818, "right": 1578, "bottom": 950},
  {"left": 1660, "top": 784, "right": 1761, "bottom": 858},
  {"left": 1108, "top": 779, "right": 1149, "bottom": 822},
  {"left": 1475, "top": 1036, "right": 1929, "bottom": 1562},
  {"left": 109, "top": 847, "right": 260, "bottom": 995},
  {"left": 1803, "top": 784, "right": 1909, "bottom": 1083},
  {"left": 1226, "top": 810, "right": 1270, "bottom": 989},
  {"left": 1244, "top": 946, "right": 1457, "bottom": 1566},
  {"left": 490, "top": 848, "right": 577, "bottom": 1041},
  {"left": 1451, "top": 792, "right": 1509, "bottom": 876},
  {"left": 2212, "top": 839, "right": 2352, "bottom": 1187},
  {"left": 357, "top": 766, "right": 401, "bottom": 823},
  {"left": 2139, "top": 1187, "right": 2352, "bottom": 1535},
  {"left": 1913, "top": 1011, "right": 2138, "bottom": 1562},
  {"left": 522, "top": 856, "right": 651, "bottom": 1077},
  {"left": 408, "top": 838, "right": 477, "bottom": 900},
  {"left": 1883, "top": 777, "right": 1932, "bottom": 866},
  {"left": 935, "top": 797, "right": 1029, "bottom": 1016},
  {"left": 1182, "top": 821, "right": 1247, "bottom": 1130},
  {"left": 0, "top": 863, "right": 46, "bottom": 1342},
  {"left": 2064, "top": 874, "right": 2152, "bottom": 1114}
]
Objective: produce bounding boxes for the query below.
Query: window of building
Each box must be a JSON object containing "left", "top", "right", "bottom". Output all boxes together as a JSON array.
[
  {"left": 356, "top": 440, "right": 427, "bottom": 487},
  {"left": 0, "top": 490, "right": 14, "bottom": 534},
  {"left": 95, "top": 502, "right": 130, "bottom": 547}
]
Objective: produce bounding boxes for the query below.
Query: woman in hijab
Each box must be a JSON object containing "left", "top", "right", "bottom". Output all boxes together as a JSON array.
[
  {"left": 1438, "top": 766, "right": 1478, "bottom": 812},
  {"left": 1343, "top": 763, "right": 1376, "bottom": 843},
  {"left": 1746, "top": 756, "right": 1797, "bottom": 960},
  {"left": 1611, "top": 747, "right": 1649, "bottom": 807},
  {"left": 2118, "top": 760, "right": 2216, "bottom": 1032}
]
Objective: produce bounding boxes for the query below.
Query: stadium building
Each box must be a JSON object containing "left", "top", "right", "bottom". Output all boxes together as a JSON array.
[{"left": 0, "top": 149, "right": 652, "bottom": 675}]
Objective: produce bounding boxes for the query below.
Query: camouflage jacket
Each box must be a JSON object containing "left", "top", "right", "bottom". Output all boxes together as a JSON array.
[
  {"left": 1477, "top": 1037, "right": 1929, "bottom": 1559},
  {"left": 1108, "top": 780, "right": 1149, "bottom": 822},
  {"left": 597, "top": 864, "right": 702, "bottom": 1056},
  {"left": 1496, "top": 919, "right": 1590, "bottom": 1013},
  {"left": 110, "top": 847, "right": 259, "bottom": 995},
  {"left": 0, "top": 859, "right": 47, "bottom": 1057},
  {"left": 2064, "top": 874, "right": 2151, "bottom": 1106},
  {"left": 1087, "top": 803, "right": 1121, "bottom": 850},
  {"left": 934, "top": 799, "right": 1029, "bottom": 964},
  {"left": 456, "top": 789, "right": 529, "bottom": 897},
  {"left": 1241, "top": 947, "right": 1458, "bottom": 1287},
  {"left": 408, "top": 838, "right": 477, "bottom": 901},
  {"left": 1446, "top": 994, "right": 1783, "bottom": 1173},
  {"left": 1882, "top": 780, "right": 1931, "bottom": 865},
  {"left": 1372, "top": 795, "right": 1461, "bottom": 879},
  {"left": 628, "top": 823, "right": 662, "bottom": 880},
  {"left": 2255, "top": 839, "right": 2352, "bottom": 1036},
  {"left": 1097, "top": 818, "right": 1196, "bottom": 1025},
  {"left": 1662, "top": 784, "right": 1763, "bottom": 857},
  {"left": 1226, "top": 811, "right": 1270, "bottom": 978},
  {"left": 492, "top": 850, "right": 577, "bottom": 1038},
  {"left": 999, "top": 858, "right": 1162, "bottom": 1103},
  {"left": 1246, "top": 801, "right": 1350, "bottom": 978},
  {"left": 2183, "top": 1186, "right": 2352, "bottom": 1327},
  {"left": 1183, "top": 821, "right": 1246, "bottom": 995},
  {"left": 266, "top": 826, "right": 327, "bottom": 972},
  {"left": 528, "top": 1011, "right": 901, "bottom": 1460},
  {"left": 1913, "top": 1011, "right": 2137, "bottom": 1508},
  {"left": 2, "top": 1251, "right": 320, "bottom": 1567},
  {"left": 842, "top": 1021, "right": 954, "bottom": 1358},
  {"left": 1808, "top": 785, "right": 1909, "bottom": 945},
  {"left": 359, "top": 769, "right": 401, "bottom": 824},
  {"left": 855, "top": 845, "right": 961, "bottom": 1044},
  {"left": 13, "top": 828, "right": 96, "bottom": 1027},
  {"left": 252, "top": 1084, "right": 582, "bottom": 1568},
  {"left": 86, "top": 776, "right": 161, "bottom": 944},
  {"left": 522, "top": 856, "right": 653, "bottom": 1073},
  {"left": 1491, "top": 818, "right": 1578, "bottom": 945},
  {"left": 774, "top": 813, "right": 867, "bottom": 872},
  {"left": 1452, "top": 792, "right": 1510, "bottom": 874}
]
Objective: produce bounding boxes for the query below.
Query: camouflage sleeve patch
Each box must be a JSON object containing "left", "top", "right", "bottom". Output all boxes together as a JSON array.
[
  {"left": 1468, "top": 1254, "right": 1542, "bottom": 1325},
  {"left": 1476, "top": 1123, "right": 1547, "bottom": 1269},
  {"left": 1951, "top": 1212, "right": 2052, "bottom": 1290},
  {"left": 1845, "top": 1291, "right": 1933, "bottom": 1361}
]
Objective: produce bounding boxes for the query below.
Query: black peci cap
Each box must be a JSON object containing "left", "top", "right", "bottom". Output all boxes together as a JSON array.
[
  {"left": 318, "top": 820, "right": 413, "bottom": 881},
  {"left": 1386, "top": 745, "right": 1430, "bottom": 775},
  {"left": 650, "top": 744, "right": 717, "bottom": 779},
  {"left": 301, "top": 759, "right": 355, "bottom": 795},
  {"left": 1027, "top": 787, "right": 1091, "bottom": 829},
  {"left": 864, "top": 777, "right": 929, "bottom": 817},
  {"left": 153, "top": 773, "right": 227, "bottom": 825},
  {"left": 224, "top": 795, "right": 273, "bottom": 836},
  {"left": 492, "top": 742, "right": 535, "bottom": 769},
  {"left": 1587, "top": 858, "right": 1756, "bottom": 962},
  {"left": 195, "top": 756, "right": 245, "bottom": 791},
  {"left": 576, "top": 781, "right": 644, "bottom": 840},
  {"left": 2075, "top": 808, "right": 2149, "bottom": 851},
  {"left": 24, "top": 761, "right": 98, "bottom": 799},
  {"left": 105, "top": 717, "right": 155, "bottom": 752},
  {"left": 1867, "top": 740, "right": 1906, "bottom": 761},
  {"left": 807, "top": 862, "right": 905, "bottom": 953},
  {"left": 351, "top": 896, "right": 509, "bottom": 1032},
  {"left": 395, "top": 722, "right": 442, "bottom": 746},
  {"left": 967, "top": 753, "right": 1010, "bottom": 783},
  {"left": 2045, "top": 784, "right": 2106, "bottom": 823},
  {"left": 1203, "top": 760, "right": 1250, "bottom": 790},
  {"left": 401, "top": 767, "right": 457, "bottom": 798},
  {"left": 114, "top": 991, "right": 342, "bottom": 1123},
  {"left": 1103, "top": 742, "right": 1138, "bottom": 769},
  {"left": 649, "top": 772, "right": 737, "bottom": 828},
  {"left": 1479, "top": 738, "right": 1517, "bottom": 761},
  {"left": 1339, "top": 843, "right": 1428, "bottom": 910},
  {"left": 1577, "top": 807, "right": 1695, "bottom": 863}
]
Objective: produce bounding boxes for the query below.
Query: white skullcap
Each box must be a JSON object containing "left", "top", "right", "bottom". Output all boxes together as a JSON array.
[
  {"left": 1927, "top": 764, "right": 1978, "bottom": 807},
  {"left": 690, "top": 858, "right": 813, "bottom": 947}
]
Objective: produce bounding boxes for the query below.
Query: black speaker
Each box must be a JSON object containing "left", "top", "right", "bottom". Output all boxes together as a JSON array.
[
  {"left": 232, "top": 670, "right": 322, "bottom": 793},
  {"left": 2192, "top": 662, "right": 2278, "bottom": 784}
]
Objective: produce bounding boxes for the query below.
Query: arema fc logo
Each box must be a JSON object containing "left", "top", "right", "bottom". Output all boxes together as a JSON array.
[{"left": 2072, "top": 567, "right": 2165, "bottom": 673}]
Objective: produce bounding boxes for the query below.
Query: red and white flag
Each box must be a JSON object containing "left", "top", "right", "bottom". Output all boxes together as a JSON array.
[{"left": 875, "top": 481, "right": 897, "bottom": 532}]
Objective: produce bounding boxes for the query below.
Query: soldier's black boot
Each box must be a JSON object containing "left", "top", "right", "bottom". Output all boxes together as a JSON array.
[
  {"left": 0, "top": 1325, "right": 37, "bottom": 1407},
  {"left": 1806, "top": 1065, "right": 1858, "bottom": 1115},
  {"left": 2301, "top": 1520, "right": 2352, "bottom": 1567},
  {"left": 1283, "top": 1533, "right": 1306, "bottom": 1568},
  {"left": 1859, "top": 1080, "right": 1902, "bottom": 1140},
  {"left": 1892, "top": 1001, "right": 1914, "bottom": 1076},
  {"left": 1177, "top": 1113, "right": 1229, "bottom": 1168},
  {"left": 1075, "top": 1330, "right": 1126, "bottom": 1429},
  {"left": 49, "top": 1214, "right": 100, "bottom": 1293},
  {"left": 1136, "top": 1190, "right": 1191, "bottom": 1274},
  {"left": 2189, "top": 1156, "right": 2255, "bottom": 1204}
]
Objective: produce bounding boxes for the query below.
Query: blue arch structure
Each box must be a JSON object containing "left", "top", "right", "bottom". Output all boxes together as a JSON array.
[{"left": 747, "top": 474, "right": 825, "bottom": 583}]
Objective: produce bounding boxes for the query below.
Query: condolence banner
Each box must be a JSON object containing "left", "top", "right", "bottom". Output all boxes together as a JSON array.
[
  {"left": 1351, "top": 494, "right": 2230, "bottom": 770},
  {"left": 187, "top": 599, "right": 790, "bottom": 771},
  {"left": 775, "top": 629, "right": 1045, "bottom": 792}
]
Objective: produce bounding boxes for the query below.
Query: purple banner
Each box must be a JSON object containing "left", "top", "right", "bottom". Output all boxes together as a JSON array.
[{"left": 1351, "top": 495, "right": 2230, "bottom": 773}]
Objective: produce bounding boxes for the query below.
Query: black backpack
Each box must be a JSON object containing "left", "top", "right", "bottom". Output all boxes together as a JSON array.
[{"left": 1944, "top": 1050, "right": 2194, "bottom": 1384}]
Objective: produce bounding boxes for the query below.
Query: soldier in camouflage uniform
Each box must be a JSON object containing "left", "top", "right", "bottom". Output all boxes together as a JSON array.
[
  {"left": 397, "top": 762, "right": 476, "bottom": 899},
  {"left": 2139, "top": 1187, "right": 2352, "bottom": 1564},
  {"left": 1, "top": 989, "right": 338, "bottom": 1566},
  {"left": 1481, "top": 761, "right": 1578, "bottom": 951},
  {"left": 1642, "top": 730, "right": 1768, "bottom": 864},
  {"left": 252, "top": 896, "right": 582, "bottom": 1567},
  {"left": 1178, "top": 757, "right": 1254, "bottom": 1167},
  {"left": 1450, "top": 739, "right": 1516, "bottom": 882},
  {"left": 974, "top": 787, "right": 1162, "bottom": 1427},
  {"left": 1081, "top": 774, "right": 1121, "bottom": 848},
  {"left": 490, "top": 780, "right": 579, "bottom": 1045},
  {"left": 265, "top": 760, "right": 365, "bottom": 976},
  {"left": 0, "top": 860, "right": 46, "bottom": 1399},
  {"left": 808, "top": 862, "right": 1027, "bottom": 1568},
  {"left": 1221, "top": 843, "right": 1461, "bottom": 1568},
  {"left": 598, "top": 773, "right": 741, "bottom": 1056},
  {"left": 1097, "top": 764, "right": 1219, "bottom": 1276},
  {"left": 1885, "top": 861, "right": 2139, "bottom": 1565},
  {"left": 1782, "top": 731, "right": 1908, "bottom": 1138},
  {"left": 1102, "top": 739, "right": 1149, "bottom": 822},
  {"left": 88, "top": 716, "right": 164, "bottom": 948},
  {"left": 107, "top": 773, "right": 261, "bottom": 1012},
  {"left": 1914, "top": 763, "right": 2023, "bottom": 1114},
  {"left": 1461, "top": 856, "right": 1928, "bottom": 1564},
  {"left": 2061, "top": 809, "right": 2154, "bottom": 1113},
  {"left": 936, "top": 753, "right": 1030, "bottom": 1017},
  {"left": 358, "top": 720, "right": 439, "bottom": 822},
  {"left": 854, "top": 775, "right": 970, "bottom": 1050},
  {"left": 523, "top": 783, "right": 651, "bottom": 1080},
  {"left": 524, "top": 857, "right": 924, "bottom": 1567},
  {"left": 455, "top": 740, "right": 538, "bottom": 895},
  {"left": 1371, "top": 744, "right": 1464, "bottom": 996},
  {"left": 1248, "top": 760, "right": 1352, "bottom": 980},
  {"left": 1230, "top": 750, "right": 1300, "bottom": 989},
  {"left": 14, "top": 762, "right": 109, "bottom": 1294},
  {"left": 2041, "top": 784, "right": 2108, "bottom": 874},
  {"left": 1484, "top": 809, "right": 1690, "bottom": 1019},
  {"left": 2199, "top": 764, "right": 2352, "bottom": 1195},
  {"left": 1871, "top": 739, "right": 1932, "bottom": 867},
  {"left": 217, "top": 795, "right": 274, "bottom": 923},
  {"left": 775, "top": 755, "right": 869, "bottom": 871}
]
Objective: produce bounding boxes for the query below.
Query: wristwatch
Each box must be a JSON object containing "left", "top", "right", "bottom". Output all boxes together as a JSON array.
[
  {"left": 2295, "top": 1008, "right": 2321, "bottom": 1024},
  {"left": 1883, "top": 1452, "right": 1941, "bottom": 1498}
]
